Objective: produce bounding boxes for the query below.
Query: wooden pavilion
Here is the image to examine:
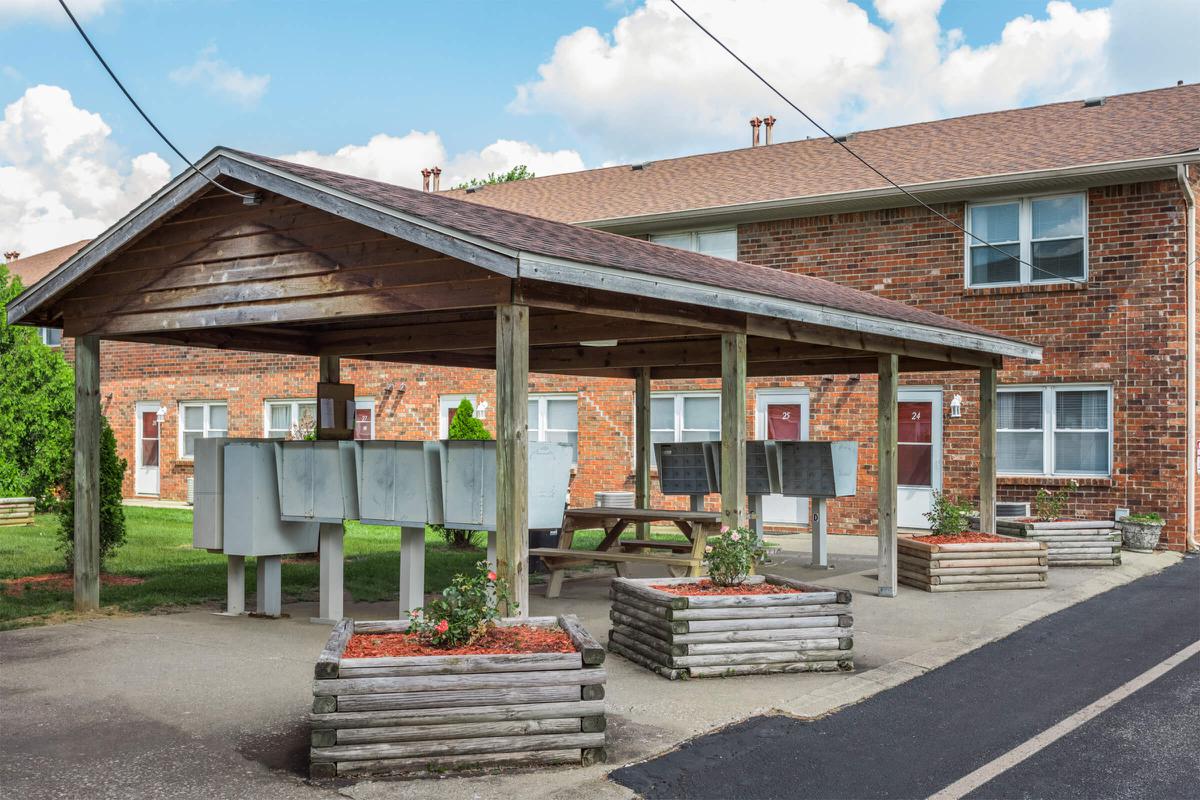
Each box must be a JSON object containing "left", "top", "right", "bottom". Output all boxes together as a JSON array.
[{"left": 6, "top": 148, "right": 1042, "bottom": 616}]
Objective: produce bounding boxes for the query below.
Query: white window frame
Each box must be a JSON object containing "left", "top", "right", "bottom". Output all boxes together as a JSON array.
[
  {"left": 353, "top": 397, "right": 376, "bottom": 440},
  {"left": 997, "top": 384, "right": 1112, "bottom": 478},
  {"left": 38, "top": 327, "right": 62, "bottom": 347},
  {"left": 439, "top": 394, "right": 477, "bottom": 439},
  {"left": 263, "top": 398, "right": 317, "bottom": 439},
  {"left": 528, "top": 393, "right": 579, "bottom": 464},
  {"left": 645, "top": 391, "right": 721, "bottom": 467},
  {"left": 964, "top": 192, "right": 1087, "bottom": 288},
  {"left": 649, "top": 227, "right": 738, "bottom": 260},
  {"left": 178, "top": 400, "right": 229, "bottom": 460}
]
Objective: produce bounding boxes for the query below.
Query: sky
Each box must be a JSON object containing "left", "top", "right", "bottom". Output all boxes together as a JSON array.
[{"left": 1, "top": 0, "right": 1196, "bottom": 255}]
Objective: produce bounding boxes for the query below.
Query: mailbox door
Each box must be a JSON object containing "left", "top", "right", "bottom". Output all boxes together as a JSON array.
[
  {"left": 275, "top": 443, "right": 315, "bottom": 521},
  {"left": 528, "top": 442, "right": 572, "bottom": 530},
  {"left": 441, "top": 441, "right": 494, "bottom": 530}
]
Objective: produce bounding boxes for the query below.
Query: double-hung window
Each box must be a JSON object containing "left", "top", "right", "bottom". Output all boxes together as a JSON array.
[
  {"left": 649, "top": 393, "right": 720, "bottom": 466},
  {"left": 179, "top": 401, "right": 228, "bottom": 458},
  {"left": 997, "top": 385, "right": 1111, "bottom": 477},
  {"left": 967, "top": 193, "right": 1086, "bottom": 286},
  {"left": 649, "top": 228, "right": 738, "bottom": 260},
  {"left": 265, "top": 399, "right": 317, "bottom": 439},
  {"left": 527, "top": 394, "right": 579, "bottom": 463},
  {"left": 38, "top": 327, "right": 62, "bottom": 347}
]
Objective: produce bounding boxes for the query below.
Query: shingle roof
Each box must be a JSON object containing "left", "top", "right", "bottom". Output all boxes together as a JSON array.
[
  {"left": 4, "top": 240, "right": 89, "bottom": 289},
  {"left": 443, "top": 83, "right": 1200, "bottom": 223},
  {"left": 241, "top": 151, "right": 1025, "bottom": 344}
]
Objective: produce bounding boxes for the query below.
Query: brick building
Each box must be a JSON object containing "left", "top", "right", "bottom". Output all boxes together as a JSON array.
[{"left": 8, "top": 84, "right": 1198, "bottom": 549}]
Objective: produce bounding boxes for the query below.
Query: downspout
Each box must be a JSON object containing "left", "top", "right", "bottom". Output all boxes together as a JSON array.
[{"left": 1177, "top": 163, "right": 1197, "bottom": 552}]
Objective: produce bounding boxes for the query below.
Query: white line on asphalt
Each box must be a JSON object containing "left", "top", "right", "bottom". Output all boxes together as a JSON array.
[{"left": 928, "top": 638, "right": 1200, "bottom": 800}]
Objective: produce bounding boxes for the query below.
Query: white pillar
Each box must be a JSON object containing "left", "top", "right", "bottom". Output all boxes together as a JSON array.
[
  {"left": 256, "top": 555, "right": 282, "bottom": 617},
  {"left": 810, "top": 497, "right": 830, "bottom": 568},
  {"left": 398, "top": 526, "right": 426, "bottom": 615},
  {"left": 225, "top": 555, "right": 245, "bottom": 615},
  {"left": 314, "top": 523, "right": 344, "bottom": 624}
]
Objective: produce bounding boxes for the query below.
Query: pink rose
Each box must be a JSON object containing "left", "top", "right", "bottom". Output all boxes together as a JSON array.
[
  {"left": 409, "top": 609, "right": 420, "bottom": 617},
  {"left": 704, "top": 545, "right": 713, "bottom": 554},
  {"left": 730, "top": 531, "right": 741, "bottom": 542},
  {"left": 720, "top": 525, "right": 730, "bottom": 533},
  {"left": 435, "top": 619, "right": 449, "bottom": 634},
  {"left": 487, "top": 571, "right": 498, "bottom": 581}
]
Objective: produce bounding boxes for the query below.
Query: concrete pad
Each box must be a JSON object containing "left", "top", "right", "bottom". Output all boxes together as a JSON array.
[{"left": 0, "top": 532, "right": 1179, "bottom": 800}]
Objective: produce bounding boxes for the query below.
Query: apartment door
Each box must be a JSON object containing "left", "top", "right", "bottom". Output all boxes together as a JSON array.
[
  {"left": 897, "top": 389, "right": 942, "bottom": 529},
  {"left": 134, "top": 401, "right": 161, "bottom": 496},
  {"left": 754, "top": 391, "right": 810, "bottom": 524}
]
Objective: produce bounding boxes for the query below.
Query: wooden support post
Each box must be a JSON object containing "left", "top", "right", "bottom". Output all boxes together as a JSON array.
[
  {"left": 720, "top": 333, "right": 747, "bottom": 528},
  {"left": 73, "top": 334, "right": 100, "bottom": 612},
  {"left": 256, "top": 555, "right": 282, "bottom": 617},
  {"left": 634, "top": 367, "right": 652, "bottom": 537},
  {"left": 877, "top": 354, "right": 899, "bottom": 598},
  {"left": 399, "top": 526, "right": 425, "bottom": 615},
  {"left": 315, "top": 354, "right": 345, "bottom": 624},
  {"left": 979, "top": 366, "right": 998, "bottom": 535},
  {"left": 496, "top": 303, "right": 530, "bottom": 616},
  {"left": 226, "top": 555, "right": 245, "bottom": 615}
]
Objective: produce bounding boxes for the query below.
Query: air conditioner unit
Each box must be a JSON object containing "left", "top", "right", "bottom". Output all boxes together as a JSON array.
[{"left": 995, "top": 502, "right": 1029, "bottom": 518}]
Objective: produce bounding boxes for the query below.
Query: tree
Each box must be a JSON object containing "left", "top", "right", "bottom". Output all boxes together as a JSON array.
[
  {"left": 57, "top": 415, "right": 128, "bottom": 570},
  {"left": 453, "top": 165, "right": 534, "bottom": 191},
  {"left": 438, "top": 398, "right": 491, "bottom": 549},
  {"left": 0, "top": 265, "right": 75, "bottom": 506}
]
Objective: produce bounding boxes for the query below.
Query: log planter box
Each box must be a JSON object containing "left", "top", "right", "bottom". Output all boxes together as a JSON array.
[
  {"left": 309, "top": 615, "right": 607, "bottom": 779},
  {"left": 607, "top": 575, "right": 853, "bottom": 680},
  {"left": 0, "top": 497, "right": 35, "bottom": 527},
  {"left": 898, "top": 534, "right": 1049, "bottom": 592},
  {"left": 996, "top": 519, "right": 1121, "bottom": 566}
]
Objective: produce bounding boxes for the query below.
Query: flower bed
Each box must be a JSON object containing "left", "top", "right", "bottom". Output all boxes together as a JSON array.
[
  {"left": 607, "top": 575, "right": 853, "bottom": 680},
  {"left": 995, "top": 519, "right": 1121, "bottom": 566},
  {"left": 309, "top": 615, "right": 607, "bottom": 779},
  {"left": 898, "top": 533, "right": 1049, "bottom": 592}
]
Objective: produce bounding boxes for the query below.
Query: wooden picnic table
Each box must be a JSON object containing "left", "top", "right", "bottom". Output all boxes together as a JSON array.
[{"left": 531, "top": 506, "right": 722, "bottom": 598}]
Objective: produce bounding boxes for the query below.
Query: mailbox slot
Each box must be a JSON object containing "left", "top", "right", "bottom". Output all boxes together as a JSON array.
[
  {"left": 654, "top": 442, "right": 716, "bottom": 496},
  {"left": 775, "top": 441, "right": 859, "bottom": 498},
  {"left": 704, "top": 441, "right": 782, "bottom": 496}
]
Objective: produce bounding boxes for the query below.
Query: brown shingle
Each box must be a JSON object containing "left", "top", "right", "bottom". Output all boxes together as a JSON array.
[
  {"left": 443, "top": 83, "right": 1200, "bottom": 222},
  {"left": 4, "top": 240, "right": 90, "bottom": 289}
]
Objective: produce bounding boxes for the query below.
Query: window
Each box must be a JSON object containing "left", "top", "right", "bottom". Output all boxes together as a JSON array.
[
  {"left": 650, "top": 393, "right": 720, "bottom": 466},
  {"left": 649, "top": 228, "right": 737, "bottom": 260},
  {"left": 179, "top": 401, "right": 228, "bottom": 458},
  {"left": 264, "top": 399, "right": 316, "bottom": 439},
  {"left": 998, "top": 386, "right": 1111, "bottom": 477},
  {"left": 966, "top": 193, "right": 1086, "bottom": 286},
  {"left": 354, "top": 398, "right": 375, "bottom": 440},
  {"left": 38, "top": 327, "right": 62, "bottom": 347},
  {"left": 527, "top": 394, "right": 579, "bottom": 463}
]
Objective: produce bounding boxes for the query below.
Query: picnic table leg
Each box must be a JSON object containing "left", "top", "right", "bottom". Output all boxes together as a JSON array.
[
  {"left": 686, "top": 522, "right": 712, "bottom": 577},
  {"left": 545, "top": 525, "right": 576, "bottom": 599}
]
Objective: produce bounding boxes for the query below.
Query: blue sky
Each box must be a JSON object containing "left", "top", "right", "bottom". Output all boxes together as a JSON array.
[{"left": 1, "top": 0, "right": 1195, "bottom": 253}]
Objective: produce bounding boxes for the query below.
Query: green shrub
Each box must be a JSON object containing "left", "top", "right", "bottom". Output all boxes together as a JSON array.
[
  {"left": 703, "top": 525, "right": 767, "bottom": 586},
  {"left": 409, "top": 561, "right": 513, "bottom": 648},
  {"left": 436, "top": 399, "right": 491, "bottom": 549},
  {"left": 1033, "top": 480, "right": 1078, "bottom": 521},
  {"left": 1126, "top": 512, "right": 1163, "bottom": 525},
  {"left": 56, "top": 416, "right": 128, "bottom": 569},
  {"left": 923, "top": 491, "right": 974, "bottom": 536}
]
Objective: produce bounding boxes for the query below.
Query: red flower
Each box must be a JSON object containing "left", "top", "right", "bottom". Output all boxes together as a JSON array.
[
  {"left": 435, "top": 619, "right": 449, "bottom": 634},
  {"left": 487, "top": 571, "right": 498, "bottom": 581}
]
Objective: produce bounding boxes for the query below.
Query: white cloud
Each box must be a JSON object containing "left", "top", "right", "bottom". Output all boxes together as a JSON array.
[
  {"left": 0, "top": 84, "right": 169, "bottom": 255},
  {"left": 0, "top": 0, "right": 112, "bottom": 24},
  {"left": 170, "top": 46, "right": 270, "bottom": 107},
  {"left": 279, "top": 132, "right": 585, "bottom": 190},
  {"left": 512, "top": 0, "right": 1118, "bottom": 160}
]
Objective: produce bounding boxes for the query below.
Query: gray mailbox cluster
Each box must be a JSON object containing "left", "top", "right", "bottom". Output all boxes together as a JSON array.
[
  {"left": 775, "top": 441, "right": 858, "bottom": 498},
  {"left": 704, "top": 441, "right": 783, "bottom": 496},
  {"left": 656, "top": 441, "right": 782, "bottom": 496},
  {"left": 436, "top": 440, "right": 573, "bottom": 531},
  {"left": 355, "top": 441, "right": 444, "bottom": 528},
  {"left": 275, "top": 441, "right": 360, "bottom": 524}
]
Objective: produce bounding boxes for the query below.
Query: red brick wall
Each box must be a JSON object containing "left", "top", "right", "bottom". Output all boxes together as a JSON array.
[{"left": 61, "top": 178, "right": 1194, "bottom": 550}]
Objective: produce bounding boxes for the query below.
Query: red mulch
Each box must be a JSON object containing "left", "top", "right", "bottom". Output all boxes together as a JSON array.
[
  {"left": 911, "top": 533, "right": 1010, "bottom": 544},
  {"left": 650, "top": 580, "right": 805, "bottom": 596},
  {"left": 2, "top": 572, "right": 145, "bottom": 596},
  {"left": 343, "top": 625, "right": 577, "bottom": 658}
]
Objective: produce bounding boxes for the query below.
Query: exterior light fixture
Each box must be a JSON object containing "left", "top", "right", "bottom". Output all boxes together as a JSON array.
[
  {"left": 156, "top": 406, "right": 168, "bottom": 424},
  {"left": 476, "top": 400, "right": 489, "bottom": 419},
  {"left": 950, "top": 394, "right": 963, "bottom": 418},
  {"left": 580, "top": 339, "right": 618, "bottom": 347}
]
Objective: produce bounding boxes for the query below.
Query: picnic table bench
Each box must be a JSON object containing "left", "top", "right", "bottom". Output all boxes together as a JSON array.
[{"left": 531, "top": 506, "right": 722, "bottom": 598}]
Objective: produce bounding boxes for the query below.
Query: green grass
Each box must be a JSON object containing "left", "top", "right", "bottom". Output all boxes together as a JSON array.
[{"left": 0, "top": 507, "right": 486, "bottom": 631}]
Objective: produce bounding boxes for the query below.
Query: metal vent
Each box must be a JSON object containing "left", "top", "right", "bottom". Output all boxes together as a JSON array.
[
  {"left": 1083, "top": 96, "right": 1106, "bottom": 108},
  {"left": 832, "top": 133, "right": 855, "bottom": 143},
  {"left": 631, "top": 162, "right": 651, "bottom": 171},
  {"left": 995, "top": 502, "right": 1029, "bottom": 518}
]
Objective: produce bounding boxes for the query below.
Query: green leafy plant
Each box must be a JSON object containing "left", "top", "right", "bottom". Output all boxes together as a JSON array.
[
  {"left": 1125, "top": 512, "right": 1163, "bottom": 525},
  {"left": 436, "top": 399, "right": 491, "bottom": 549},
  {"left": 923, "top": 491, "right": 974, "bottom": 536},
  {"left": 703, "top": 525, "right": 767, "bottom": 587},
  {"left": 56, "top": 416, "right": 128, "bottom": 569},
  {"left": 409, "top": 561, "right": 513, "bottom": 648},
  {"left": 453, "top": 164, "right": 534, "bottom": 190},
  {"left": 1033, "top": 480, "right": 1079, "bottom": 521}
]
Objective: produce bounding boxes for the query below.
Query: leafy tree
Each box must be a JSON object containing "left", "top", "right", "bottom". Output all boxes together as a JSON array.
[
  {"left": 0, "top": 265, "right": 75, "bottom": 506},
  {"left": 453, "top": 164, "right": 534, "bottom": 191},
  {"left": 57, "top": 415, "right": 128, "bottom": 569},
  {"left": 438, "top": 398, "right": 491, "bottom": 549}
]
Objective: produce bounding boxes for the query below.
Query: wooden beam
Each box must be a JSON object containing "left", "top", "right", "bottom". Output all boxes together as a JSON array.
[
  {"left": 495, "top": 303, "right": 529, "bottom": 616},
  {"left": 521, "top": 280, "right": 747, "bottom": 336},
  {"left": 74, "top": 335, "right": 101, "bottom": 612},
  {"left": 748, "top": 317, "right": 1004, "bottom": 368},
  {"left": 877, "top": 354, "right": 899, "bottom": 599},
  {"left": 650, "top": 355, "right": 978, "bottom": 380},
  {"left": 720, "top": 334, "right": 748, "bottom": 529},
  {"left": 979, "top": 366, "right": 998, "bottom": 535},
  {"left": 634, "top": 367, "right": 652, "bottom": 537}
]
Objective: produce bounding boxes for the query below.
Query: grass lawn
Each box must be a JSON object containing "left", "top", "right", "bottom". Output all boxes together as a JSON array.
[{"left": 0, "top": 507, "right": 665, "bottom": 631}]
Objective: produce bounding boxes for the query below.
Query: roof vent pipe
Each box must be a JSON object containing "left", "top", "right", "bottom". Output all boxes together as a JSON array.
[
  {"left": 1083, "top": 96, "right": 1106, "bottom": 108},
  {"left": 431, "top": 167, "right": 442, "bottom": 191},
  {"left": 421, "top": 168, "right": 431, "bottom": 192},
  {"left": 749, "top": 116, "right": 762, "bottom": 147},
  {"left": 763, "top": 115, "right": 776, "bottom": 145}
]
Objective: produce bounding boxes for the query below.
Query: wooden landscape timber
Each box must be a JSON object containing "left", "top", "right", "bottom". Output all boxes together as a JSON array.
[
  {"left": 896, "top": 535, "right": 1050, "bottom": 592},
  {"left": 0, "top": 497, "right": 35, "bottom": 527},
  {"left": 607, "top": 575, "right": 853, "bottom": 680},
  {"left": 994, "top": 519, "right": 1122, "bottom": 567},
  {"left": 309, "top": 614, "right": 606, "bottom": 779}
]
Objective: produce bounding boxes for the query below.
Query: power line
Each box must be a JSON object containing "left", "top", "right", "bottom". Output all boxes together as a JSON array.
[
  {"left": 668, "top": 0, "right": 1093, "bottom": 287},
  {"left": 57, "top": 0, "right": 259, "bottom": 204}
]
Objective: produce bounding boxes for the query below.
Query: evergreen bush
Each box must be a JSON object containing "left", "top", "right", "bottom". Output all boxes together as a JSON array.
[{"left": 57, "top": 416, "right": 128, "bottom": 569}]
